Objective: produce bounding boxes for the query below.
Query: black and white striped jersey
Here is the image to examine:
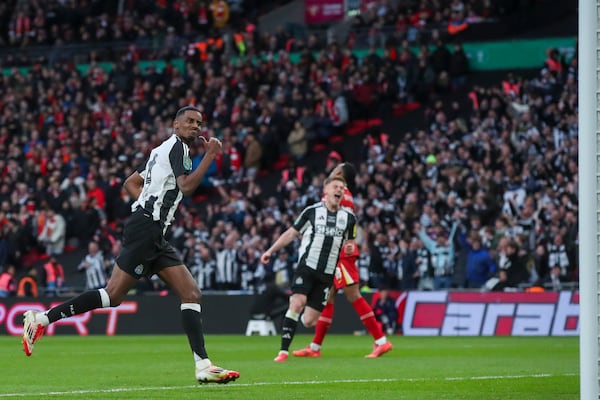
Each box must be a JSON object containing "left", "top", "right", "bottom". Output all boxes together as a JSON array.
[
  {"left": 293, "top": 201, "right": 357, "bottom": 275},
  {"left": 78, "top": 252, "right": 106, "bottom": 290},
  {"left": 547, "top": 243, "right": 569, "bottom": 276},
  {"left": 132, "top": 134, "right": 192, "bottom": 231}
]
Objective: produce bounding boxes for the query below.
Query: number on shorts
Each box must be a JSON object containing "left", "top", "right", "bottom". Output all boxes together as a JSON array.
[{"left": 321, "top": 287, "right": 330, "bottom": 306}]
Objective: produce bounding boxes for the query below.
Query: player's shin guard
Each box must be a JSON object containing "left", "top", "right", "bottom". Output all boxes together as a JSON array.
[
  {"left": 181, "top": 303, "right": 208, "bottom": 359},
  {"left": 46, "top": 289, "right": 109, "bottom": 323},
  {"left": 312, "top": 302, "right": 334, "bottom": 346},
  {"left": 280, "top": 310, "right": 300, "bottom": 352},
  {"left": 352, "top": 297, "right": 386, "bottom": 341}
]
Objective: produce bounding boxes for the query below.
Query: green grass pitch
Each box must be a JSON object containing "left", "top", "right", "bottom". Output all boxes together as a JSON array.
[{"left": 0, "top": 335, "right": 578, "bottom": 399}]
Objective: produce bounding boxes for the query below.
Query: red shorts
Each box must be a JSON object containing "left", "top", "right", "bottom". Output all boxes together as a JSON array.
[{"left": 333, "top": 254, "right": 359, "bottom": 290}]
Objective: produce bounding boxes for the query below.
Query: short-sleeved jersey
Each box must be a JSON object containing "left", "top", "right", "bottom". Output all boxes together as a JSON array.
[
  {"left": 322, "top": 186, "right": 359, "bottom": 258},
  {"left": 132, "top": 134, "right": 191, "bottom": 231},
  {"left": 293, "top": 201, "right": 357, "bottom": 275}
]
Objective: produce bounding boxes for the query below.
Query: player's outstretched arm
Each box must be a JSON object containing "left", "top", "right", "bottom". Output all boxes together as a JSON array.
[{"left": 260, "top": 227, "right": 299, "bottom": 264}]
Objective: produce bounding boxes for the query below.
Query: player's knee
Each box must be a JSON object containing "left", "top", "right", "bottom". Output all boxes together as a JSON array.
[
  {"left": 105, "top": 289, "right": 123, "bottom": 307},
  {"left": 289, "top": 298, "right": 304, "bottom": 314},
  {"left": 344, "top": 287, "right": 361, "bottom": 302},
  {"left": 182, "top": 286, "right": 201, "bottom": 303},
  {"left": 301, "top": 313, "right": 318, "bottom": 328}
]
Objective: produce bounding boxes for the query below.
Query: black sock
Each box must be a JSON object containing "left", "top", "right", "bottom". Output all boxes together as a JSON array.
[
  {"left": 46, "top": 290, "right": 103, "bottom": 323},
  {"left": 182, "top": 308, "right": 208, "bottom": 359},
  {"left": 280, "top": 316, "right": 299, "bottom": 352}
]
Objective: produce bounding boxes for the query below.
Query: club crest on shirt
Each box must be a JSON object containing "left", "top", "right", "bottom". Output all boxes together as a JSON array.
[
  {"left": 183, "top": 155, "right": 192, "bottom": 170},
  {"left": 295, "top": 276, "right": 303, "bottom": 285}
]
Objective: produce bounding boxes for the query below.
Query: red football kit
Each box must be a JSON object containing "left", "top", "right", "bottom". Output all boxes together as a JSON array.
[{"left": 323, "top": 187, "right": 359, "bottom": 289}]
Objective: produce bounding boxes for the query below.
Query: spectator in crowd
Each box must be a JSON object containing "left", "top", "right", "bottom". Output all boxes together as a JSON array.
[
  {"left": 77, "top": 241, "right": 107, "bottom": 291},
  {"left": 215, "top": 232, "right": 241, "bottom": 290},
  {"left": 42, "top": 255, "right": 64, "bottom": 297},
  {"left": 357, "top": 242, "right": 372, "bottom": 289},
  {"left": 37, "top": 207, "right": 66, "bottom": 256},
  {"left": 287, "top": 121, "right": 309, "bottom": 161},
  {"left": 272, "top": 250, "right": 293, "bottom": 288},
  {"left": 243, "top": 134, "right": 263, "bottom": 181},
  {"left": 17, "top": 267, "right": 39, "bottom": 298},
  {"left": 188, "top": 241, "right": 217, "bottom": 290},
  {"left": 460, "top": 231, "right": 497, "bottom": 289},
  {"left": 492, "top": 238, "right": 529, "bottom": 291},
  {"left": 417, "top": 221, "right": 458, "bottom": 290},
  {"left": 372, "top": 287, "right": 398, "bottom": 335},
  {"left": 400, "top": 238, "right": 421, "bottom": 290},
  {"left": 449, "top": 43, "right": 469, "bottom": 90},
  {"left": 0, "top": 264, "right": 16, "bottom": 297},
  {"left": 368, "top": 232, "right": 389, "bottom": 289},
  {"left": 547, "top": 264, "right": 564, "bottom": 292},
  {"left": 547, "top": 233, "right": 570, "bottom": 282}
]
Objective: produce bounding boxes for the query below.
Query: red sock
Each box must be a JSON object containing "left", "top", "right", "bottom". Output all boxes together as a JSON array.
[
  {"left": 352, "top": 297, "right": 385, "bottom": 341},
  {"left": 312, "top": 302, "right": 334, "bottom": 346}
]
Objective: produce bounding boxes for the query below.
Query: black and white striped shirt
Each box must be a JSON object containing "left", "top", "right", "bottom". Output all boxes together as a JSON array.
[
  {"left": 216, "top": 248, "right": 240, "bottom": 287},
  {"left": 78, "top": 252, "right": 106, "bottom": 290},
  {"left": 293, "top": 201, "right": 357, "bottom": 275},
  {"left": 547, "top": 243, "right": 569, "bottom": 276},
  {"left": 133, "top": 134, "right": 191, "bottom": 230},
  {"left": 189, "top": 257, "right": 216, "bottom": 290}
]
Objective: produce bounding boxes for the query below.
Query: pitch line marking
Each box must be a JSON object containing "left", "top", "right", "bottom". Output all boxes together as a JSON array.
[{"left": 0, "top": 373, "right": 578, "bottom": 398}]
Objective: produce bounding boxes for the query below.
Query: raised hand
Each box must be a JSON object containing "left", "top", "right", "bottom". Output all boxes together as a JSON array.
[{"left": 198, "top": 136, "right": 223, "bottom": 157}]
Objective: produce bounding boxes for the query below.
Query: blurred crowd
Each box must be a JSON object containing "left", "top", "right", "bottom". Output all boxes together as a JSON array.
[
  {"left": 0, "top": 0, "right": 578, "bottom": 298},
  {"left": 0, "top": 0, "right": 516, "bottom": 67},
  {"left": 351, "top": 49, "right": 578, "bottom": 292}
]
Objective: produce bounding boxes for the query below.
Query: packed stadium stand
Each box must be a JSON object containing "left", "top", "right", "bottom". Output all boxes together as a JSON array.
[{"left": 0, "top": 0, "right": 578, "bottom": 297}]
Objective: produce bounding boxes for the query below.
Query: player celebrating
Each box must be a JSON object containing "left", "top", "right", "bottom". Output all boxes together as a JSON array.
[
  {"left": 261, "top": 175, "right": 358, "bottom": 362},
  {"left": 21, "top": 106, "right": 240, "bottom": 384},
  {"left": 293, "top": 162, "right": 392, "bottom": 358}
]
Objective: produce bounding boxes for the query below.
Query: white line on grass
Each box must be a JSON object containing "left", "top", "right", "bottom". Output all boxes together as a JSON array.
[{"left": 0, "top": 373, "right": 578, "bottom": 398}]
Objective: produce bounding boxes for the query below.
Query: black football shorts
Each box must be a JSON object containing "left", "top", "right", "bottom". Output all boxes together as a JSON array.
[
  {"left": 290, "top": 264, "right": 333, "bottom": 312},
  {"left": 116, "top": 208, "right": 183, "bottom": 278}
]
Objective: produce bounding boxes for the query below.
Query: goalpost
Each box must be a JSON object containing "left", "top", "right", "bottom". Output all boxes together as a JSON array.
[{"left": 579, "top": 0, "right": 600, "bottom": 398}]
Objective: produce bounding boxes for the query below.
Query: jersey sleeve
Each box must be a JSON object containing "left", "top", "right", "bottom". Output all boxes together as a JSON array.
[
  {"left": 169, "top": 140, "right": 189, "bottom": 178},
  {"left": 135, "top": 161, "right": 147, "bottom": 179},
  {"left": 293, "top": 206, "right": 313, "bottom": 233}
]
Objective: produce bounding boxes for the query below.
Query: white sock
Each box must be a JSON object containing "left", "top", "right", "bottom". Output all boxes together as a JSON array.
[
  {"left": 285, "top": 309, "right": 300, "bottom": 321},
  {"left": 99, "top": 288, "right": 111, "bottom": 308},
  {"left": 195, "top": 357, "right": 211, "bottom": 370},
  {"left": 181, "top": 303, "right": 201, "bottom": 313},
  {"left": 310, "top": 343, "right": 321, "bottom": 351},
  {"left": 375, "top": 337, "right": 387, "bottom": 346},
  {"left": 37, "top": 312, "right": 50, "bottom": 327}
]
